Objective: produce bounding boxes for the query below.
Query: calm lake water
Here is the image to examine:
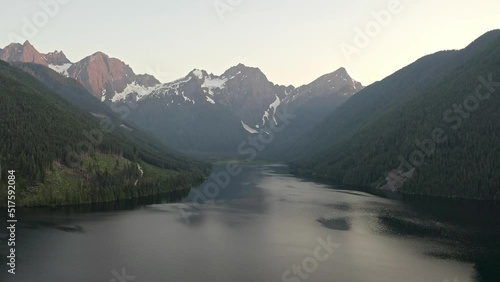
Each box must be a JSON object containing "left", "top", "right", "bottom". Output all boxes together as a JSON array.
[{"left": 1, "top": 164, "right": 499, "bottom": 282}]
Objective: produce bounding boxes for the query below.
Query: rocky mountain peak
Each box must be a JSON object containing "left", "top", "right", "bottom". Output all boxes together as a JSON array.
[
  {"left": 1, "top": 41, "right": 47, "bottom": 66},
  {"left": 136, "top": 74, "right": 161, "bottom": 87},
  {"left": 306, "top": 67, "right": 363, "bottom": 93},
  {"left": 333, "top": 66, "right": 347, "bottom": 75},
  {"left": 66, "top": 52, "right": 135, "bottom": 98},
  {"left": 45, "top": 50, "right": 71, "bottom": 65},
  {"left": 223, "top": 63, "right": 266, "bottom": 79},
  {"left": 57, "top": 50, "right": 162, "bottom": 100},
  {"left": 189, "top": 69, "right": 210, "bottom": 80}
]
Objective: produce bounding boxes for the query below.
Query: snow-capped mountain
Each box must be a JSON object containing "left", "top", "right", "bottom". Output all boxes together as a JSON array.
[
  {"left": 112, "top": 63, "right": 363, "bottom": 136},
  {"left": 66, "top": 52, "right": 160, "bottom": 100},
  {"left": 45, "top": 50, "right": 73, "bottom": 76},
  {"left": 0, "top": 41, "right": 363, "bottom": 155},
  {"left": 0, "top": 41, "right": 73, "bottom": 75},
  {"left": 115, "top": 63, "right": 363, "bottom": 153},
  {"left": 0, "top": 41, "right": 161, "bottom": 99}
]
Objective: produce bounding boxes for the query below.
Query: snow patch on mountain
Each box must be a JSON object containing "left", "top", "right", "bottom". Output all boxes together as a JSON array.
[
  {"left": 261, "top": 95, "right": 282, "bottom": 126},
  {"left": 181, "top": 90, "right": 195, "bottom": 104},
  {"left": 206, "top": 96, "right": 215, "bottom": 104},
  {"left": 352, "top": 78, "right": 360, "bottom": 90},
  {"left": 161, "top": 76, "right": 192, "bottom": 91},
  {"left": 109, "top": 74, "right": 201, "bottom": 103},
  {"left": 270, "top": 95, "right": 281, "bottom": 111},
  {"left": 227, "top": 71, "right": 242, "bottom": 80},
  {"left": 150, "top": 76, "right": 193, "bottom": 99},
  {"left": 112, "top": 82, "right": 158, "bottom": 102},
  {"left": 202, "top": 77, "right": 227, "bottom": 95},
  {"left": 241, "top": 121, "right": 258, "bottom": 134},
  {"left": 48, "top": 63, "right": 72, "bottom": 77},
  {"left": 202, "top": 77, "right": 227, "bottom": 88},
  {"left": 192, "top": 69, "right": 204, "bottom": 80}
]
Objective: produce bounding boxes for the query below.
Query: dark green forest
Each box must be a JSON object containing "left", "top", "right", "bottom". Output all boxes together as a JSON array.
[
  {"left": 290, "top": 31, "right": 500, "bottom": 200},
  {"left": 0, "top": 60, "right": 210, "bottom": 206}
]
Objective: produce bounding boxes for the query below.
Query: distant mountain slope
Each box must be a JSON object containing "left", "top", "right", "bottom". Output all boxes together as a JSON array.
[
  {"left": 284, "top": 30, "right": 500, "bottom": 161},
  {"left": 117, "top": 64, "right": 362, "bottom": 154},
  {"left": 0, "top": 41, "right": 363, "bottom": 156},
  {"left": 0, "top": 60, "right": 209, "bottom": 206},
  {"left": 67, "top": 51, "right": 160, "bottom": 99},
  {"left": 263, "top": 67, "right": 363, "bottom": 158},
  {"left": 10, "top": 62, "right": 185, "bottom": 162},
  {"left": 291, "top": 30, "right": 500, "bottom": 200},
  {"left": 0, "top": 41, "right": 161, "bottom": 99},
  {"left": 0, "top": 41, "right": 47, "bottom": 66},
  {"left": 12, "top": 62, "right": 115, "bottom": 117}
]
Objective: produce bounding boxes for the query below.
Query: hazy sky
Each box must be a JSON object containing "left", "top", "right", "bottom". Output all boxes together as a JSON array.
[{"left": 1, "top": 0, "right": 499, "bottom": 86}]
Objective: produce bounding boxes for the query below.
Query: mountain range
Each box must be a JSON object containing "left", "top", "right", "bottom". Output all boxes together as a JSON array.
[
  {"left": 0, "top": 41, "right": 363, "bottom": 154},
  {"left": 0, "top": 41, "right": 160, "bottom": 101},
  {"left": 1, "top": 29, "right": 499, "bottom": 201}
]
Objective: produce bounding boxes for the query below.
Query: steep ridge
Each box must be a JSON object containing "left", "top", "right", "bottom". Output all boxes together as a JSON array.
[
  {"left": 0, "top": 60, "right": 209, "bottom": 207},
  {"left": 12, "top": 62, "right": 114, "bottom": 117},
  {"left": 45, "top": 50, "right": 73, "bottom": 76},
  {"left": 290, "top": 30, "right": 500, "bottom": 200},
  {"left": 284, "top": 30, "right": 500, "bottom": 161},
  {"left": 263, "top": 67, "right": 364, "bottom": 158},
  {"left": 0, "top": 41, "right": 47, "bottom": 66},
  {"left": 0, "top": 41, "right": 162, "bottom": 100},
  {"left": 45, "top": 50, "right": 71, "bottom": 65},
  {"left": 115, "top": 64, "right": 362, "bottom": 154},
  {"left": 67, "top": 52, "right": 160, "bottom": 99}
]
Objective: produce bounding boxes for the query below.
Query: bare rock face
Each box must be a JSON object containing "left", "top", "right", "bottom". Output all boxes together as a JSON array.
[
  {"left": 0, "top": 42, "right": 161, "bottom": 100},
  {"left": 45, "top": 50, "right": 71, "bottom": 65},
  {"left": 217, "top": 64, "right": 285, "bottom": 127},
  {"left": 136, "top": 74, "right": 160, "bottom": 87},
  {"left": 283, "top": 67, "right": 364, "bottom": 111},
  {"left": 67, "top": 52, "right": 160, "bottom": 99},
  {"left": 0, "top": 41, "right": 47, "bottom": 66}
]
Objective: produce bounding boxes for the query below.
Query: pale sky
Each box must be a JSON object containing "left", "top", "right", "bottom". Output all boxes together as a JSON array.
[{"left": 1, "top": 0, "right": 499, "bottom": 87}]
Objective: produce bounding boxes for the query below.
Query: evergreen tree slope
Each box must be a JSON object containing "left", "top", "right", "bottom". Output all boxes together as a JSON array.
[
  {"left": 291, "top": 30, "right": 500, "bottom": 200},
  {"left": 0, "top": 60, "right": 210, "bottom": 206},
  {"left": 284, "top": 30, "right": 500, "bottom": 161}
]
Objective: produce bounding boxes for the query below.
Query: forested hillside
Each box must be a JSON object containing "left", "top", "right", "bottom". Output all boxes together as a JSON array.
[
  {"left": 12, "top": 62, "right": 116, "bottom": 118},
  {"left": 0, "top": 60, "right": 210, "bottom": 206},
  {"left": 11, "top": 62, "right": 193, "bottom": 164},
  {"left": 290, "top": 31, "right": 500, "bottom": 200},
  {"left": 283, "top": 30, "right": 500, "bottom": 161}
]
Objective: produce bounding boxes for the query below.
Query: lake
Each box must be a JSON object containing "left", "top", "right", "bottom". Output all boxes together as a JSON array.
[{"left": 1, "top": 164, "right": 499, "bottom": 282}]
